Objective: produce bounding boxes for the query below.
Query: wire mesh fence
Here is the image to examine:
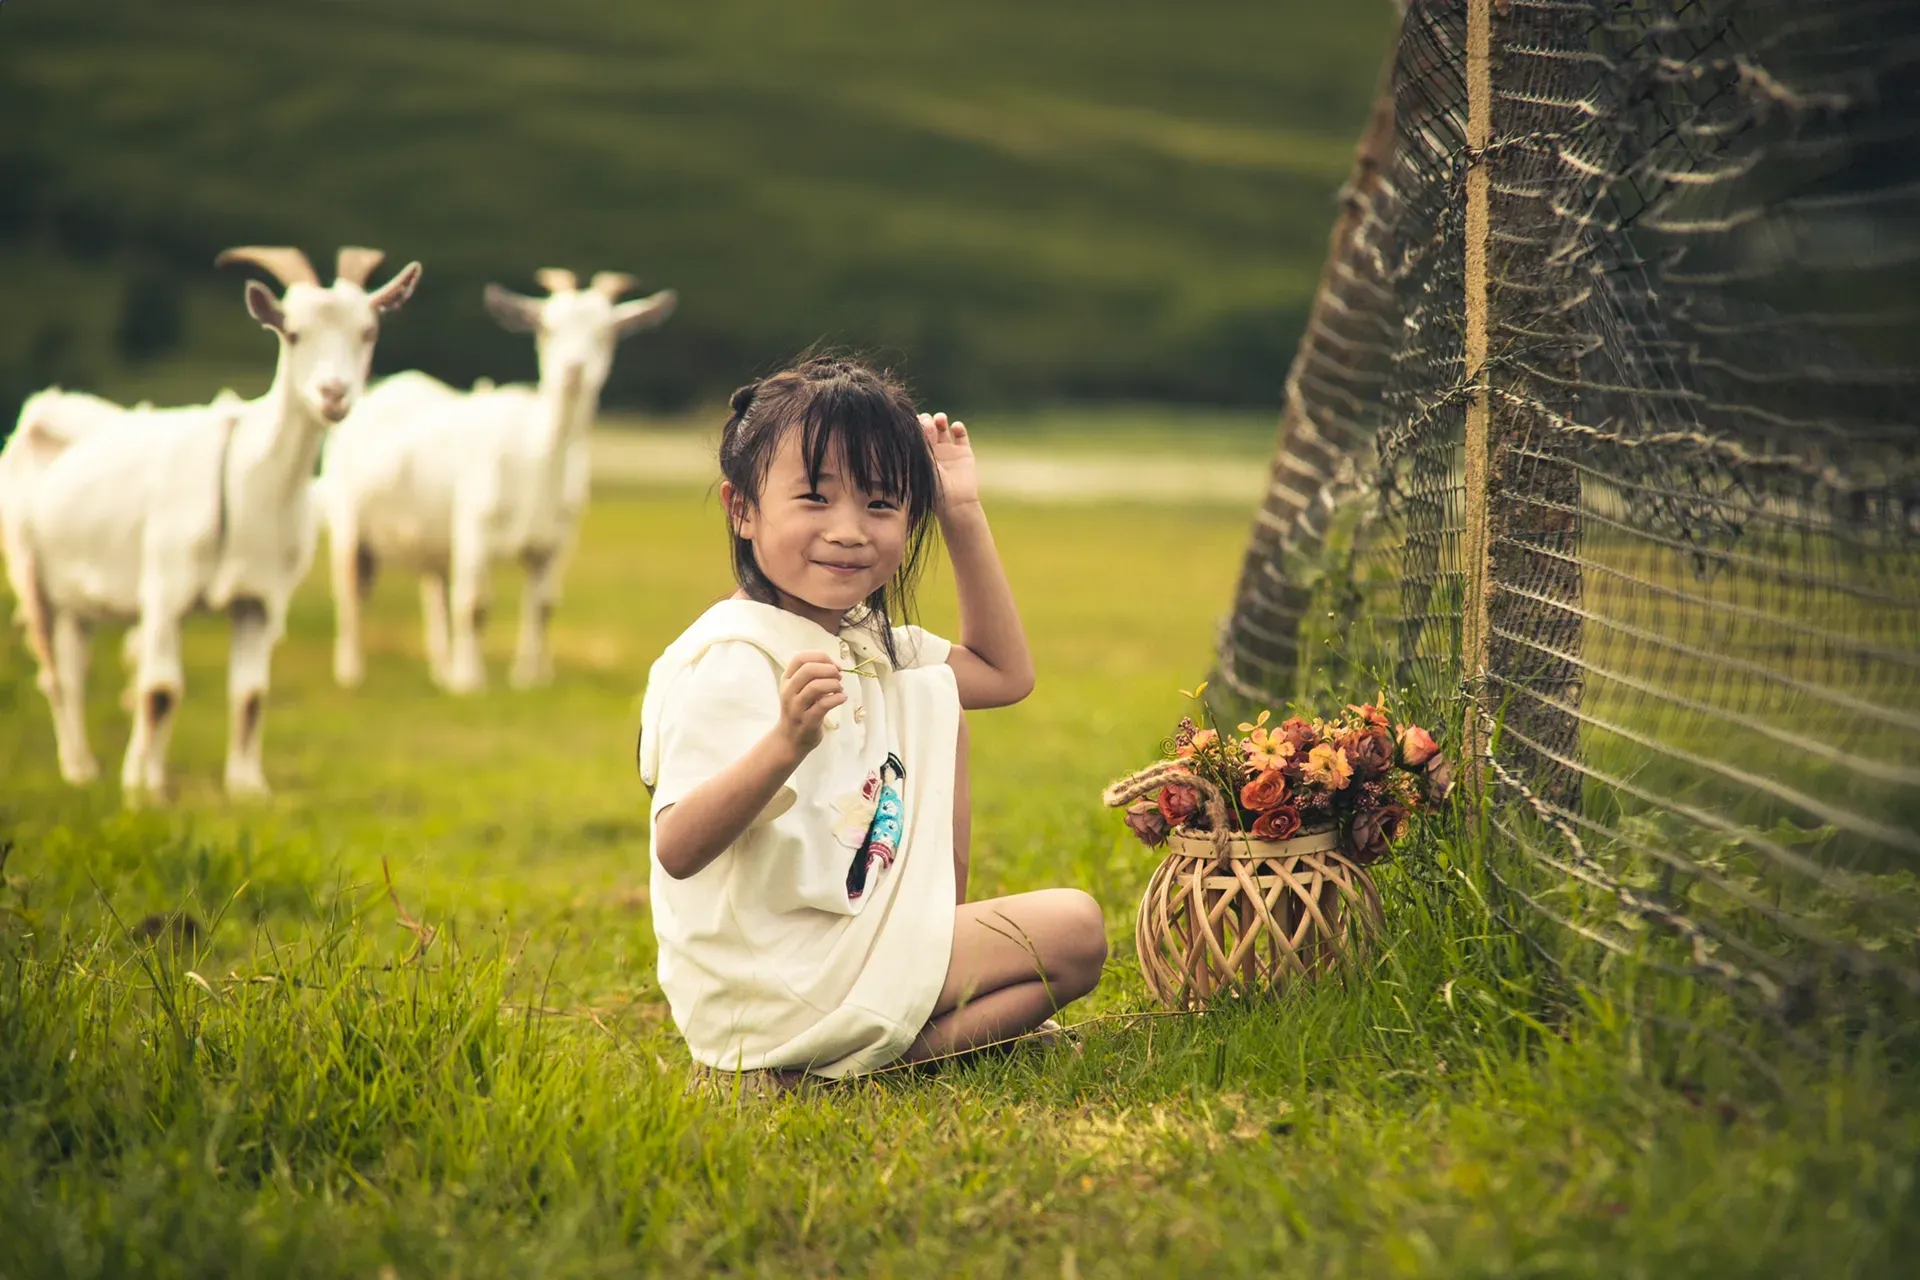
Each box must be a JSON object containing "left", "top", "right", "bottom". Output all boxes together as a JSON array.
[{"left": 1219, "top": 0, "right": 1920, "bottom": 1034}]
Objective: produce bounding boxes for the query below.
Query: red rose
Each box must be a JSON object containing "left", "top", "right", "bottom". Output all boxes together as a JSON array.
[
  {"left": 1124, "top": 799, "right": 1170, "bottom": 847},
  {"left": 1251, "top": 805, "right": 1303, "bottom": 841},
  {"left": 1239, "top": 768, "right": 1288, "bottom": 812},
  {"left": 1398, "top": 724, "right": 1439, "bottom": 768},
  {"left": 1158, "top": 783, "right": 1201, "bottom": 826}
]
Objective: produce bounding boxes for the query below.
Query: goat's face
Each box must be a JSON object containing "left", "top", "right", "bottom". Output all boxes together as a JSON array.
[
  {"left": 484, "top": 274, "right": 678, "bottom": 407},
  {"left": 244, "top": 263, "right": 423, "bottom": 424},
  {"left": 534, "top": 289, "right": 623, "bottom": 400}
]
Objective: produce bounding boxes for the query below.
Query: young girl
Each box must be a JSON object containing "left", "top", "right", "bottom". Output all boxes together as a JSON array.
[{"left": 637, "top": 356, "right": 1106, "bottom": 1079}]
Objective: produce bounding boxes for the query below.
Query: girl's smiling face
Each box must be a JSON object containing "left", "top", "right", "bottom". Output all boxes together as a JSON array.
[{"left": 724, "top": 428, "right": 910, "bottom": 633}]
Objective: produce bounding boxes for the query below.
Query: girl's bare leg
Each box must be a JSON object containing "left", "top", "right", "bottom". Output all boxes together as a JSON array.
[
  {"left": 902, "top": 888, "right": 1106, "bottom": 1063},
  {"left": 953, "top": 712, "right": 971, "bottom": 905}
]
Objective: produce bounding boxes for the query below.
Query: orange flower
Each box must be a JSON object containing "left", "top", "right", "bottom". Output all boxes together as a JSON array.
[
  {"left": 1175, "top": 727, "right": 1219, "bottom": 760},
  {"left": 1300, "top": 743, "right": 1354, "bottom": 790},
  {"left": 1239, "top": 769, "right": 1288, "bottom": 811},
  {"left": 1251, "top": 805, "right": 1303, "bottom": 841},
  {"left": 1346, "top": 696, "right": 1391, "bottom": 730}
]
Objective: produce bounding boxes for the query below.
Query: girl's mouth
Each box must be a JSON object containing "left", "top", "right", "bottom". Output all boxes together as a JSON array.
[{"left": 815, "top": 560, "right": 871, "bottom": 577}]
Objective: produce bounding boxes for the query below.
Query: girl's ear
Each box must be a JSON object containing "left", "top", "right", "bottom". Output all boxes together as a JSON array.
[{"left": 720, "top": 479, "right": 753, "bottom": 539}]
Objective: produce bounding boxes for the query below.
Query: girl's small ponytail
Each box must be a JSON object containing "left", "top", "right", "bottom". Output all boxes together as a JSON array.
[{"left": 728, "top": 380, "right": 761, "bottom": 420}]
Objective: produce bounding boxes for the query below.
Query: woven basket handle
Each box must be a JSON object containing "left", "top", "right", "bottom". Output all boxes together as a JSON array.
[{"left": 1102, "top": 761, "right": 1232, "bottom": 854}]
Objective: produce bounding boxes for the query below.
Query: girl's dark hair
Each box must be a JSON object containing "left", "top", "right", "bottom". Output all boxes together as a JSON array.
[{"left": 719, "top": 354, "right": 937, "bottom": 663}]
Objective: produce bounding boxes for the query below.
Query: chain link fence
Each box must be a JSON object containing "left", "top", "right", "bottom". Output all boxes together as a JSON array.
[{"left": 1219, "top": 0, "right": 1920, "bottom": 1034}]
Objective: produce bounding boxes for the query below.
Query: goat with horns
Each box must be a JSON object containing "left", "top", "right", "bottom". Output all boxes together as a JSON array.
[
  {"left": 0, "top": 246, "right": 421, "bottom": 799},
  {"left": 319, "top": 267, "right": 674, "bottom": 693}
]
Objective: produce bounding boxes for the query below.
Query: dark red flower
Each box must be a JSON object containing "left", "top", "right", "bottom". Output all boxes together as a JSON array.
[
  {"left": 1158, "top": 783, "right": 1201, "bottom": 826},
  {"left": 1425, "top": 753, "right": 1455, "bottom": 802},
  {"left": 1124, "top": 799, "right": 1170, "bottom": 847},
  {"left": 1251, "top": 805, "right": 1303, "bottom": 841},
  {"left": 1279, "top": 716, "right": 1318, "bottom": 754},
  {"left": 1349, "top": 803, "right": 1410, "bottom": 865},
  {"left": 1239, "top": 769, "right": 1288, "bottom": 812}
]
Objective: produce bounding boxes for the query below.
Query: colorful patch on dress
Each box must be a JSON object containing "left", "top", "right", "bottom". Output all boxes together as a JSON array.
[{"left": 846, "top": 754, "right": 905, "bottom": 901}]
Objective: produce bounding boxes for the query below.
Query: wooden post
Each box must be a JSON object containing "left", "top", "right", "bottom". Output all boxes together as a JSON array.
[{"left": 1460, "top": 0, "right": 1495, "bottom": 793}]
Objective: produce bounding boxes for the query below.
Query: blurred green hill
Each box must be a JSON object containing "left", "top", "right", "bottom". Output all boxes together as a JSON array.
[{"left": 0, "top": 0, "right": 1394, "bottom": 418}]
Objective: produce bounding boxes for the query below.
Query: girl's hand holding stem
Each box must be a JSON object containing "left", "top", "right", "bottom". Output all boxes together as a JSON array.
[
  {"left": 777, "top": 650, "right": 848, "bottom": 762},
  {"left": 656, "top": 651, "right": 847, "bottom": 881}
]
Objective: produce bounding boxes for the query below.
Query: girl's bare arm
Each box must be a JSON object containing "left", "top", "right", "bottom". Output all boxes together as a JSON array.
[
  {"left": 923, "top": 413, "right": 1035, "bottom": 710},
  {"left": 652, "top": 651, "right": 843, "bottom": 879}
]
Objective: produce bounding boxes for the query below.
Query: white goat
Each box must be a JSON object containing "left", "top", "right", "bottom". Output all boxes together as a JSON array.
[
  {"left": 0, "top": 246, "right": 421, "bottom": 798},
  {"left": 321, "top": 268, "right": 675, "bottom": 693}
]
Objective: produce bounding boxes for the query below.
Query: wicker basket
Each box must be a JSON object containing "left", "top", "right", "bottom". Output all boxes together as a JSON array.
[{"left": 1134, "top": 827, "right": 1382, "bottom": 1008}]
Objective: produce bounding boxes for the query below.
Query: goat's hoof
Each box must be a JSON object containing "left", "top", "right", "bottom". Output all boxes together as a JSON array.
[
  {"left": 508, "top": 662, "right": 553, "bottom": 690},
  {"left": 333, "top": 654, "right": 365, "bottom": 688},
  {"left": 225, "top": 773, "right": 272, "bottom": 800},
  {"left": 59, "top": 758, "right": 101, "bottom": 786},
  {"left": 122, "top": 782, "right": 170, "bottom": 810},
  {"left": 443, "top": 669, "right": 486, "bottom": 696}
]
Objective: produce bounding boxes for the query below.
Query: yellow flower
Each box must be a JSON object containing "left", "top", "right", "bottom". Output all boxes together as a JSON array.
[
  {"left": 1300, "top": 743, "right": 1354, "bottom": 790},
  {"left": 1242, "top": 726, "right": 1295, "bottom": 771}
]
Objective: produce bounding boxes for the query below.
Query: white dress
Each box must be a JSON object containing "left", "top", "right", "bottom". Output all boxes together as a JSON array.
[{"left": 636, "top": 599, "right": 960, "bottom": 1077}]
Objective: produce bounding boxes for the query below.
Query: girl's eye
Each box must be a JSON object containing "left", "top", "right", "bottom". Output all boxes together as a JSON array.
[
  {"left": 801, "top": 492, "right": 828, "bottom": 505},
  {"left": 868, "top": 498, "right": 900, "bottom": 512}
]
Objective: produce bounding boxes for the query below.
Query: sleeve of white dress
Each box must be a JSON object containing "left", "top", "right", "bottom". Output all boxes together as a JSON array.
[
  {"left": 889, "top": 624, "right": 953, "bottom": 670},
  {"left": 650, "top": 640, "right": 796, "bottom": 825}
]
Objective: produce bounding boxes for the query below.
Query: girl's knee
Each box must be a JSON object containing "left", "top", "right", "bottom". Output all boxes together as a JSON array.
[{"left": 1055, "top": 889, "right": 1107, "bottom": 999}]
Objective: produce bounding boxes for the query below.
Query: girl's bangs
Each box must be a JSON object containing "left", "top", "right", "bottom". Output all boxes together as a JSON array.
[{"left": 797, "top": 388, "right": 933, "bottom": 514}]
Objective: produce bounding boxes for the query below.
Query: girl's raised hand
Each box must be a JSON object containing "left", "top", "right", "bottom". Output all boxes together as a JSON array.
[
  {"left": 920, "top": 411, "right": 979, "bottom": 512},
  {"left": 778, "top": 650, "right": 847, "bottom": 759}
]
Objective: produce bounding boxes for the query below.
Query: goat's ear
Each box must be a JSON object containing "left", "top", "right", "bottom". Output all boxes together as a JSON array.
[
  {"left": 244, "top": 280, "right": 287, "bottom": 333},
  {"left": 612, "top": 289, "right": 678, "bottom": 338},
  {"left": 367, "top": 261, "right": 423, "bottom": 313},
  {"left": 484, "top": 284, "right": 543, "bottom": 333}
]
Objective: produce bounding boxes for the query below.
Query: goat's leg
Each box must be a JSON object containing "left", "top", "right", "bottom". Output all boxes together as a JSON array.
[
  {"left": 122, "top": 614, "right": 185, "bottom": 802},
  {"left": 509, "top": 546, "right": 560, "bottom": 689},
  {"left": 444, "top": 532, "right": 491, "bottom": 696},
  {"left": 48, "top": 611, "right": 98, "bottom": 785},
  {"left": 419, "top": 571, "right": 453, "bottom": 687},
  {"left": 223, "top": 597, "right": 274, "bottom": 797},
  {"left": 329, "top": 514, "right": 369, "bottom": 688}
]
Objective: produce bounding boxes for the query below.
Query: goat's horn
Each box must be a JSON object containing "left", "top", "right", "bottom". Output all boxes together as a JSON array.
[
  {"left": 589, "top": 271, "right": 640, "bottom": 300},
  {"left": 534, "top": 267, "right": 578, "bottom": 295},
  {"left": 214, "top": 246, "right": 319, "bottom": 288},
  {"left": 335, "top": 246, "right": 386, "bottom": 287}
]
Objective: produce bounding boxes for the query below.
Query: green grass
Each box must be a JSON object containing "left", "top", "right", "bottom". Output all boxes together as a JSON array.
[
  {"left": 3, "top": 483, "right": 1918, "bottom": 1277},
  {"left": 0, "top": 0, "right": 1397, "bottom": 414}
]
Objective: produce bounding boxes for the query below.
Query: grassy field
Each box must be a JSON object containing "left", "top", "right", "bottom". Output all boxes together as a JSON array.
[
  {"left": 3, "top": 471, "right": 1918, "bottom": 1277},
  {"left": 0, "top": 0, "right": 1396, "bottom": 415}
]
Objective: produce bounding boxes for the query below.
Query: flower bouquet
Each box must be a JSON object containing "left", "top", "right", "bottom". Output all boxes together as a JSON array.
[{"left": 1102, "top": 687, "right": 1453, "bottom": 1009}]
